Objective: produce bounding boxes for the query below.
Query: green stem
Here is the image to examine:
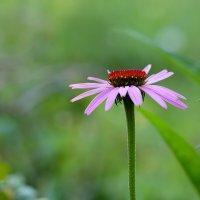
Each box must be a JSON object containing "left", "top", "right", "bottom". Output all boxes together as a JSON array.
[{"left": 123, "top": 97, "right": 136, "bottom": 200}]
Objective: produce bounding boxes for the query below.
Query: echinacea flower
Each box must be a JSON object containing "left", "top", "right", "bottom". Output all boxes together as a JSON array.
[
  {"left": 69, "top": 64, "right": 188, "bottom": 200},
  {"left": 69, "top": 64, "right": 187, "bottom": 115}
]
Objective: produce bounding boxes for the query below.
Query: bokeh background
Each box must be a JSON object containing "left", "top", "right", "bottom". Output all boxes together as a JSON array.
[{"left": 0, "top": 0, "right": 200, "bottom": 199}]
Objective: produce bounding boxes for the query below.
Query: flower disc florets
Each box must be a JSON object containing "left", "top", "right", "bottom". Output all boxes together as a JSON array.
[{"left": 108, "top": 70, "right": 147, "bottom": 87}]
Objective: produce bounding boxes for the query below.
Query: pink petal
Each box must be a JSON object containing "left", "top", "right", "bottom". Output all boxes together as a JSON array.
[
  {"left": 161, "top": 96, "right": 188, "bottom": 110},
  {"left": 144, "top": 85, "right": 186, "bottom": 100},
  {"left": 69, "top": 83, "right": 111, "bottom": 89},
  {"left": 141, "top": 85, "right": 188, "bottom": 110},
  {"left": 143, "top": 85, "right": 178, "bottom": 100},
  {"left": 146, "top": 72, "right": 174, "bottom": 84},
  {"left": 142, "top": 64, "right": 152, "bottom": 74},
  {"left": 139, "top": 86, "right": 167, "bottom": 109},
  {"left": 87, "top": 77, "right": 108, "bottom": 84},
  {"left": 84, "top": 88, "right": 113, "bottom": 115},
  {"left": 119, "top": 86, "right": 129, "bottom": 97},
  {"left": 128, "top": 86, "right": 143, "bottom": 106},
  {"left": 70, "top": 87, "right": 107, "bottom": 102},
  {"left": 146, "top": 69, "right": 168, "bottom": 82},
  {"left": 155, "top": 85, "right": 186, "bottom": 99},
  {"left": 105, "top": 88, "right": 119, "bottom": 111}
]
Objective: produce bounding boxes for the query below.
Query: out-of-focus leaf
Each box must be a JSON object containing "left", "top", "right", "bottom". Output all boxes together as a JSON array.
[
  {"left": 162, "top": 53, "right": 200, "bottom": 85},
  {"left": 139, "top": 109, "right": 200, "bottom": 195},
  {"left": 0, "top": 192, "right": 9, "bottom": 200},
  {"left": 0, "top": 162, "right": 9, "bottom": 180},
  {"left": 0, "top": 191, "right": 12, "bottom": 200},
  {"left": 119, "top": 29, "right": 200, "bottom": 85}
]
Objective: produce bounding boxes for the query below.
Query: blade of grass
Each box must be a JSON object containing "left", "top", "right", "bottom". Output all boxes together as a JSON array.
[
  {"left": 139, "top": 108, "right": 200, "bottom": 195},
  {"left": 162, "top": 52, "right": 200, "bottom": 85}
]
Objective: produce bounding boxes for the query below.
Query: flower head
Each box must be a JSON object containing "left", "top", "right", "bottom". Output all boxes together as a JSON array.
[{"left": 69, "top": 65, "right": 187, "bottom": 115}]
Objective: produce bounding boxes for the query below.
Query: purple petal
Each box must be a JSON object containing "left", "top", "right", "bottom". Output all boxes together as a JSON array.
[
  {"left": 87, "top": 77, "right": 108, "bottom": 84},
  {"left": 142, "top": 64, "right": 152, "bottom": 74},
  {"left": 146, "top": 69, "right": 168, "bottom": 82},
  {"left": 141, "top": 85, "right": 188, "bottom": 110},
  {"left": 139, "top": 86, "right": 167, "bottom": 109},
  {"left": 105, "top": 88, "right": 119, "bottom": 111},
  {"left": 144, "top": 85, "right": 186, "bottom": 100},
  {"left": 154, "top": 85, "right": 186, "bottom": 99},
  {"left": 69, "top": 83, "right": 111, "bottom": 89},
  {"left": 146, "top": 72, "right": 174, "bottom": 84},
  {"left": 143, "top": 85, "right": 178, "bottom": 100},
  {"left": 119, "top": 86, "right": 129, "bottom": 97},
  {"left": 161, "top": 96, "right": 188, "bottom": 110},
  {"left": 70, "top": 87, "right": 106, "bottom": 102},
  {"left": 84, "top": 88, "right": 113, "bottom": 115},
  {"left": 128, "top": 86, "right": 143, "bottom": 106}
]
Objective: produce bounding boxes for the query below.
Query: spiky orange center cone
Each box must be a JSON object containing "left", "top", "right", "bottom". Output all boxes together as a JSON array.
[{"left": 108, "top": 70, "right": 147, "bottom": 87}]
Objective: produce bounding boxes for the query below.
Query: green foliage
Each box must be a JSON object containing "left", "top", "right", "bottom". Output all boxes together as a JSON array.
[
  {"left": 0, "top": 162, "right": 9, "bottom": 181},
  {"left": 0, "top": 0, "right": 200, "bottom": 199},
  {"left": 0, "top": 174, "right": 43, "bottom": 200},
  {"left": 140, "top": 108, "right": 200, "bottom": 195}
]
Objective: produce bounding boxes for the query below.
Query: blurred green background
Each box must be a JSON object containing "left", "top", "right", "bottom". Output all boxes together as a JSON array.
[{"left": 0, "top": 0, "right": 200, "bottom": 199}]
